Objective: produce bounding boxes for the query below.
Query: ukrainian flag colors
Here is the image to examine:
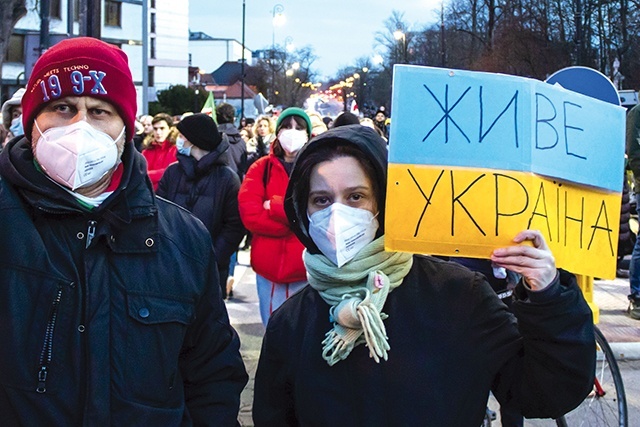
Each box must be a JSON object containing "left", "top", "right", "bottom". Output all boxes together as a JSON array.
[{"left": 385, "top": 66, "right": 626, "bottom": 279}]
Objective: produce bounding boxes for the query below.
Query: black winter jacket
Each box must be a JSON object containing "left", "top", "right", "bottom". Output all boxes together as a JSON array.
[
  {"left": 218, "top": 123, "right": 247, "bottom": 179},
  {"left": 157, "top": 140, "right": 246, "bottom": 268},
  {"left": 0, "top": 138, "right": 248, "bottom": 426},
  {"left": 257, "top": 124, "right": 596, "bottom": 426},
  {"left": 253, "top": 257, "right": 595, "bottom": 426}
]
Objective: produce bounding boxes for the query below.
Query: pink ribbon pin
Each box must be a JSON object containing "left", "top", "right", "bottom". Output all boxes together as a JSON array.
[{"left": 374, "top": 274, "right": 384, "bottom": 289}]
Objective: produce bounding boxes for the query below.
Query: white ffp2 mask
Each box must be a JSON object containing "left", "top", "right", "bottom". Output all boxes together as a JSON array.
[
  {"left": 308, "top": 203, "right": 379, "bottom": 267},
  {"left": 278, "top": 129, "right": 308, "bottom": 153},
  {"left": 34, "top": 120, "right": 122, "bottom": 190}
]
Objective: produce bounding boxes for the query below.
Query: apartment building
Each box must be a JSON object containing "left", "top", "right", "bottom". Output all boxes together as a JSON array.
[{"left": 1, "top": 0, "right": 189, "bottom": 114}]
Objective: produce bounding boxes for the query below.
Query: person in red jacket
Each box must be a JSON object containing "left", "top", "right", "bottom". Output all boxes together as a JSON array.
[
  {"left": 142, "top": 112, "right": 177, "bottom": 189},
  {"left": 238, "top": 107, "right": 312, "bottom": 325}
]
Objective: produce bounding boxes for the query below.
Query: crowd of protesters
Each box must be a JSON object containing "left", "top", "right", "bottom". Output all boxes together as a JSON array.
[{"left": 0, "top": 37, "right": 599, "bottom": 427}]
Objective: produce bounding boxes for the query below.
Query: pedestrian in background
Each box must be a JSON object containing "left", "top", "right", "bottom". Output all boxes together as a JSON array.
[
  {"left": 332, "top": 111, "right": 360, "bottom": 128},
  {"left": 240, "top": 126, "right": 253, "bottom": 144},
  {"left": 322, "top": 116, "right": 334, "bottom": 129},
  {"left": 157, "top": 113, "right": 245, "bottom": 299},
  {"left": 141, "top": 112, "right": 177, "bottom": 190},
  {"left": 216, "top": 102, "right": 247, "bottom": 179},
  {"left": 0, "top": 37, "right": 247, "bottom": 426},
  {"left": 132, "top": 114, "right": 152, "bottom": 152},
  {"left": 252, "top": 124, "right": 595, "bottom": 426},
  {"left": 373, "top": 106, "right": 389, "bottom": 139},
  {"left": 307, "top": 110, "right": 328, "bottom": 136},
  {"left": 625, "top": 102, "right": 640, "bottom": 319},
  {"left": 1, "top": 88, "right": 25, "bottom": 146},
  {"left": 247, "top": 115, "right": 275, "bottom": 169},
  {"left": 238, "top": 107, "right": 312, "bottom": 325},
  {"left": 239, "top": 116, "right": 255, "bottom": 130}
]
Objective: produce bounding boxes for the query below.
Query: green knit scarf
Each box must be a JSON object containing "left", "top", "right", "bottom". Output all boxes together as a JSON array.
[{"left": 304, "top": 236, "right": 414, "bottom": 366}]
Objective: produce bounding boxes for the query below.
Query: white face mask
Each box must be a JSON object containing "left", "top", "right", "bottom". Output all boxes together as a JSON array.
[
  {"left": 34, "top": 120, "right": 123, "bottom": 191},
  {"left": 308, "top": 203, "right": 379, "bottom": 267},
  {"left": 278, "top": 128, "right": 308, "bottom": 154}
]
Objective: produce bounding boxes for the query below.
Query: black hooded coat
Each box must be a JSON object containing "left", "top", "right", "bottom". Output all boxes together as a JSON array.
[
  {"left": 252, "top": 125, "right": 595, "bottom": 426},
  {"left": 157, "top": 138, "right": 245, "bottom": 272}
]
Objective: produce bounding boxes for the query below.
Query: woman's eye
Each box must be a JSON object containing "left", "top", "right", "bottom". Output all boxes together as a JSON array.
[
  {"left": 350, "top": 194, "right": 363, "bottom": 202},
  {"left": 313, "top": 196, "right": 330, "bottom": 206}
]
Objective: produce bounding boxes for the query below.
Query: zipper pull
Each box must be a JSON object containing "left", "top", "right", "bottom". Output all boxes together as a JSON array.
[
  {"left": 36, "top": 366, "right": 48, "bottom": 393},
  {"left": 86, "top": 220, "right": 97, "bottom": 249}
]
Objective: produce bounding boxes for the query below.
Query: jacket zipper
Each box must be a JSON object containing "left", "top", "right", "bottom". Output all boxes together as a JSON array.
[
  {"left": 86, "top": 220, "right": 97, "bottom": 249},
  {"left": 36, "top": 287, "right": 63, "bottom": 393}
]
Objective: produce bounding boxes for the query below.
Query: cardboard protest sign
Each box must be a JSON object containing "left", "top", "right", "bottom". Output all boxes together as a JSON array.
[{"left": 385, "top": 65, "right": 626, "bottom": 278}]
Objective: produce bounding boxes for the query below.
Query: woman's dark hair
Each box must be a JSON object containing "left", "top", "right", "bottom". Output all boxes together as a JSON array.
[
  {"left": 273, "top": 114, "right": 309, "bottom": 158},
  {"left": 290, "top": 140, "right": 382, "bottom": 236}
]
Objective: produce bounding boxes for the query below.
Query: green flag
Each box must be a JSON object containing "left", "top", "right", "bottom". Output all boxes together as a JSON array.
[{"left": 201, "top": 91, "right": 217, "bottom": 124}]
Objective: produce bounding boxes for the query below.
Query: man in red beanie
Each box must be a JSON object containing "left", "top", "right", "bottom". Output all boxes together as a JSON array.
[{"left": 0, "top": 37, "right": 247, "bottom": 426}]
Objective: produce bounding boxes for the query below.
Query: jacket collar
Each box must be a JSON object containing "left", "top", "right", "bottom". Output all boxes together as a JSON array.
[
  {"left": 176, "top": 137, "right": 230, "bottom": 179},
  {"left": 0, "top": 138, "right": 159, "bottom": 253}
]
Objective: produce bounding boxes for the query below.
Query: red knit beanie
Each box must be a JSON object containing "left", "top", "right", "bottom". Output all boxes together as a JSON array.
[{"left": 22, "top": 37, "right": 137, "bottom": 142}]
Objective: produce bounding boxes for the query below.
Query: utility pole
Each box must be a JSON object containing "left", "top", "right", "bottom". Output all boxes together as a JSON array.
[
  {"left": 574, "top": 0, "right": 583, "bottom": 65},
  {"left": 142, "top": 0, "right": 148, "bottom": 114},
  {"left": 39, "top": 0, "right": 51, "bottom": 55},
  {"left": 79, "top": 0, "right": 101, "bottom": 38},
  {"left": 440, "top": 4, "right": 446, "bottom": 67}
]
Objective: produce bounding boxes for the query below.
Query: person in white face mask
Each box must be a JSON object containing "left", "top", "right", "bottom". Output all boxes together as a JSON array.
[
  {"left": 252, "top": 124, "right": 596, "bottom": 426},
  {"left": 238, "top": 107, "right": 313, "bottom": 326},
  {"left": 0, "top": 37, "right": 247, "bottom": 425}
]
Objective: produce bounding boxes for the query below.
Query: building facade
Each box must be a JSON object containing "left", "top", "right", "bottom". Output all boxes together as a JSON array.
[
  {"left": 188, "top": 31, "right": 252, "bottom": 76},
  {"left": 1, "top": 0, "right": 190, "bottom": 115}
]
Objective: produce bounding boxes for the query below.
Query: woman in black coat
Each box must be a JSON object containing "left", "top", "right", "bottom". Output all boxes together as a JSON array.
[
  {"left": 158, "top": 113, "right": 246, "bottom": 298},
  {"left": 252, "top": 124, "right": 595, "bottom": 426}
]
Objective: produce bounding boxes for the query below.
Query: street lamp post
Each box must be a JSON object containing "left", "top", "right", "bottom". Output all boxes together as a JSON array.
[
  {"left": 271, "top": 4, "right": 285, "bottom": 103},
  {"left": 285, "top": 68, "right": 294, "bottom": 107},
  {"left": 241, "top": 0, "right": 246, "bottom": 120},
  {"left": 285, "top": 36, "right": 294, "bottom": 53},
  {"left": 359, "top": 67, "right": 368, "bottom": 111},
  {"left": 394, "top": 30, "right": 407, "bottom": 63}
]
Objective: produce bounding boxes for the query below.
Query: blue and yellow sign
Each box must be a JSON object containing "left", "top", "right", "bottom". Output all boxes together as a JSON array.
[{"left": 385, "top": 65, "right": 626, "bottom": 278}]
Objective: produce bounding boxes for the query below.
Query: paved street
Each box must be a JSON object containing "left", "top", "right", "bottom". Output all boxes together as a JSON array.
[{"left": 226, "top": 249, "right": 640, "bottom": 426}]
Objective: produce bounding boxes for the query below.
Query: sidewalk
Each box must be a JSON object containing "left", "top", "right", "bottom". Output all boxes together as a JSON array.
[
  {"left": 592, "top": 276, "right": 640, "bottom": 359},
  {"left": 223, "top": 249, "right": 263, "bottom": 427}
]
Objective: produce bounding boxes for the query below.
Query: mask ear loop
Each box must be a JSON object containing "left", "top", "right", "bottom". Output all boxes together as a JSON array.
[
  {"left": 113, "top": 126, "right": 126, "bottom": 144},
  {"left": 33, "top": 120, "right": 47, "bottom": 142}
]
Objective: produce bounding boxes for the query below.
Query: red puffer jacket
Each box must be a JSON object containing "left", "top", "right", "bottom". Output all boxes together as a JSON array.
[
  {"left": 142, "top": 139, "right": 177, "bottom": 190},
  {"left": 238, "top": 153, "right": 306, "bottom": 283}
]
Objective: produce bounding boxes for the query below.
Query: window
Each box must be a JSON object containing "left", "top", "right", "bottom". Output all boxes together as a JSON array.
[
  {"left": 105, "top": 0, "right": 122, "bottom": 27},
  {"left": 150, "top": 12, "right": 156, "bottom": 33},
  {"left": 4, "top": 34, "right": 25, "bottom": 63},
  {"left": 49, "top": 0, "right": 61, "bottom": 19},
  {"left": 150, "top": 37, "right": 156, "bottom": 59},
  {"left": 73, "top": 0, "right": 80, "bottom": 22},
  {"left": 148, "top": 66, "right": 155, "bottom": 87}
]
